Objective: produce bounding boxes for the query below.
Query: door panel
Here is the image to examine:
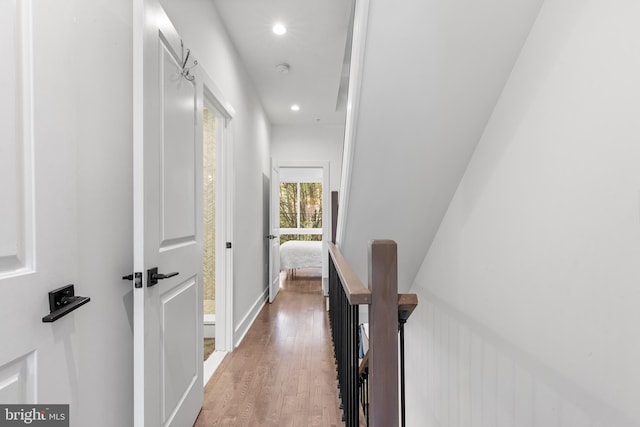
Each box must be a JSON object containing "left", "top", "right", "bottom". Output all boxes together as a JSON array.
[
  {"left": 161, "top": 277, "right": 198, "bottom": 421},
  {"left": 0, "top": 352, "right": 36, "bottom": 404},
  {"left": 161, "top": 43, "right": 196, "bottom": 245},
  {"left": 269, "top": 163, "right": 281, "bottom": 303},
  {"left": 0, "top": 0, "right": 33, "bottom": 276},
  {"left": 134, "top": 2, "right": 203, "bottom": 426}
]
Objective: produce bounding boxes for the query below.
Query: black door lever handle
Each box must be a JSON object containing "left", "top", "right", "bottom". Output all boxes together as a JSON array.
[
  {"left": 122, "top": 272, "right": 143, "bottom": 288},
  {"left": 152, "top": 272, "right": 179, "bottom": 280},
  {"left": 146, "top": 267, "right": 179, "bottom": 287}
]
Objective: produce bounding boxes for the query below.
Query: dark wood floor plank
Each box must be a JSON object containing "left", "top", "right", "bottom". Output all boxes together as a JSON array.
[{"left": 196, "top": 269, "right": 343, "bottom": 426}]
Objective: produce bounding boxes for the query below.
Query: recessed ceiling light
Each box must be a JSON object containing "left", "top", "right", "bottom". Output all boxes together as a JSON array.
[
  {"left": 291, "top": 104, "right": 300, "bottom": 112},
  {"left": 272, "top": 23, "right": 287, "bottom": 35}
]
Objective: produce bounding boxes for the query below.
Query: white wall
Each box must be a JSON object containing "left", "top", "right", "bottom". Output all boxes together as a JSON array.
[
  {"left": 271, "top": 124, "right": 344, "bottom": 192},
  {"left": 75, "top": 2, "right": 134, "bottom": 424},
  {"left": 338, "top": 0, "right": 543, "bottom": 293},
  {"left": 160, "top": 0, "right": 272, "bottom": 341},
  {"left": 406, "top": 1, "right": 640, "bottom": 425}
]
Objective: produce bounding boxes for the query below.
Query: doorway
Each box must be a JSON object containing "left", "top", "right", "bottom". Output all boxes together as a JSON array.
[
  {"left": 202, "top": 99, "right": 218, "bottom": 360},
  {"left": 201, "top": 77, "right": 234, "bottom": 383},
  {"left": 275, "top": 161, "right": 330, "bottom": 294}
]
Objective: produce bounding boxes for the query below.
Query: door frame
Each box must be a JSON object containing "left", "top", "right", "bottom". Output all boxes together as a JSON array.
[
  {"left": 277, "top": 160, "right": 330, "bottom": 293},
  {"left": 200, "top": 71, "right": 235, "bottom": 353}
]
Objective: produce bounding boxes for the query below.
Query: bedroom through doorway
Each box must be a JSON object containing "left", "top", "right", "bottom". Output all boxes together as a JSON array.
[{"left": 277, "top": 162, "right": 330, "bottom": 294}]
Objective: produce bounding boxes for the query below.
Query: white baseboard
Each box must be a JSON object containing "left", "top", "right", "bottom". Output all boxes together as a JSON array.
[
  {"left": 234, "top": 288, "right": 268, "bottom": 348},
  {"left": 203, "top": 350, "right": 227, "bottom": 386},
  {"left": 204, "top": 314, "right": 216, "bottom": 338}
]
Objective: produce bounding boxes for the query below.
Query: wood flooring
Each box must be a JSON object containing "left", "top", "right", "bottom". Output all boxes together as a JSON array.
[{"left": 194, "top": 269, "right": 343, "bottom": 426}]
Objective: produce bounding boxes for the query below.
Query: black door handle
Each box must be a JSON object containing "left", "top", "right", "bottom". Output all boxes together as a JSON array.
[
  {"left": 122, "top": 272, "right": 143, "bottom": 288},
  {"left": 147, "top": 267, "right": 179, "bottom": 287},
  {"left": 154, "top": 272, "right": 178, "bottom": 280}
]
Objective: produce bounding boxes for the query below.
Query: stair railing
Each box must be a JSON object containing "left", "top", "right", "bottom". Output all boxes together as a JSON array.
[{"left": 328, "top": 240, "right": 417, "bottom": 427}]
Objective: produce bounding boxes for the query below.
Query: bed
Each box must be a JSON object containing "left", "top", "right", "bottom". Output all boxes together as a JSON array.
[{"left": 280, "top": 240, "right": 323, "bottom": 274}]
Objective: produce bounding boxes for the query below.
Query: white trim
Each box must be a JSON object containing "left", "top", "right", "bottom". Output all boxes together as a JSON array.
[
  {"left": 202, "top": 80, "right": 235, "bottom": 120},
  {"left": 226, "top": 122, "right": 235, "bottom": 350},
  {"left": 20, "top": 0, "right": 35, "bottom": 275},
  {"left": 280, "top": 228, "right": 323, "bottom": 235},
  {"left": 2, "top": 0, "right": 36, "bottom": 280},
  {"left": 234, "top": 288, "right": 268, "bottom": 348},
  {"left": 201, "top": 70, "right": 235, "bottom": 353},
  {"left": 336, "top": 0, "right": 370, "bottom": 246},
  {"left": 132, "top": 1, "right": 145, "bottom": 425},
  {"left": 203, "top": 351, "right": 227, "bottom": 386}
]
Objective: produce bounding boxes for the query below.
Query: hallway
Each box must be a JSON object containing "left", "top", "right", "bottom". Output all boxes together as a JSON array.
[{"left": 195, "top": 270, "right": 343, "bottom": 426}]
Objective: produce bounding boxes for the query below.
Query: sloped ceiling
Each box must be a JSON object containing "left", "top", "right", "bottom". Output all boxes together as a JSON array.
[{"left": 339, "top": 0, "right": 545, "bottom": 292}]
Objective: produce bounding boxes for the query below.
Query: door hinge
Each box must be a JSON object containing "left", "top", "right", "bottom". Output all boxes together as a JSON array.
[
  {"left": 122, "top": 272, "right": 143, "bottom": 288},
  {"left": 226, "top": 242, "right": 232, "bottom": 249}
]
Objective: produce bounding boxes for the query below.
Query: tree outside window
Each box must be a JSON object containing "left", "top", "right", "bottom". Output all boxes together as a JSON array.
[{"left": 279, "top": 181, "right": 322, "bottom": 244}]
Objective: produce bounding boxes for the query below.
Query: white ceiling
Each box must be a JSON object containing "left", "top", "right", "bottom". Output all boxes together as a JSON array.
[{"left": 213, "top": 0, "right": 354, "bottom": 125}]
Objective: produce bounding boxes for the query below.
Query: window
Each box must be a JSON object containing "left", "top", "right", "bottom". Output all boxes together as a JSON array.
[{"left": 280, "top": 181, "right": 322, "bottom": 244}]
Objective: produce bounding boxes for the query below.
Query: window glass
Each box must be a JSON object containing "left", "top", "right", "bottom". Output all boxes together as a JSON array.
[
  {"left": 299, "top": 182, "right": 322, "bottom": 228},
  {"left": 279, "top": 182, "right": 298, "bottom": 228}
]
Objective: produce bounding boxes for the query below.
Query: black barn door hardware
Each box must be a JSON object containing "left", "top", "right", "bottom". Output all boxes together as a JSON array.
[
  {"left": 122, "top": 272, "right": 143, "bottom": 288},
  {"left": 42, "top": 284, "right": 90, "bottom": 323},
  {"left": 146, "top": 267, "right": 179, "bottom": 287}
]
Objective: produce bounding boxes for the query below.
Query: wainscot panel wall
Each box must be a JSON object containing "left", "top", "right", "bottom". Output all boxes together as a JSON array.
[{"left": 407, "top": 0, "right": 640, "bottom": 425}]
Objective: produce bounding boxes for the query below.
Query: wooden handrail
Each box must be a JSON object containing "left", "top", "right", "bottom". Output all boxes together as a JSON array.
[
  {"left": 398, "top": 293, "right": 418, "bottom": 321},
  {"left": 328, "top": 242, "right": 371, "bottom": 305},
  {"left": 357, "top": 293, "right": 417, "bottom": 376},
  {"left": 329, "top": 240, "right": 417, "bottom": 427}
]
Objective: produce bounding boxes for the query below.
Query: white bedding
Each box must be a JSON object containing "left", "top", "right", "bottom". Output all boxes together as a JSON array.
[{"left": 280, "top": 240, "right": 323, "bottom": 270}]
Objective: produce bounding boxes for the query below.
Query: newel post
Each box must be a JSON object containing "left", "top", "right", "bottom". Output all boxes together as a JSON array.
[
  {"left": 368, "top": 240, "right": 398, "bottom": 427},
  {"left": 331, "top": 191, "right": 339, "bottom": 244}
]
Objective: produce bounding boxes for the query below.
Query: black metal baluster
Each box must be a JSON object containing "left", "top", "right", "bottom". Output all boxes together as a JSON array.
[
  {"left": 399, "top": 315, "right": 407, "bottom": 427},
  {"left": 328, "top": 253, "right": 365, "bottom": 427}
]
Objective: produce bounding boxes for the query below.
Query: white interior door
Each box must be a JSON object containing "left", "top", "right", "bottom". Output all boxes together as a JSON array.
[
  {"left": 269, "top": 163, "right": 281, "bottom": 303},
  {"left": 134, "top": 3, "right": 203, "bottom": 426},
  {"left": 0, "top": 0, "right": 78, "bottom": 410}
]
